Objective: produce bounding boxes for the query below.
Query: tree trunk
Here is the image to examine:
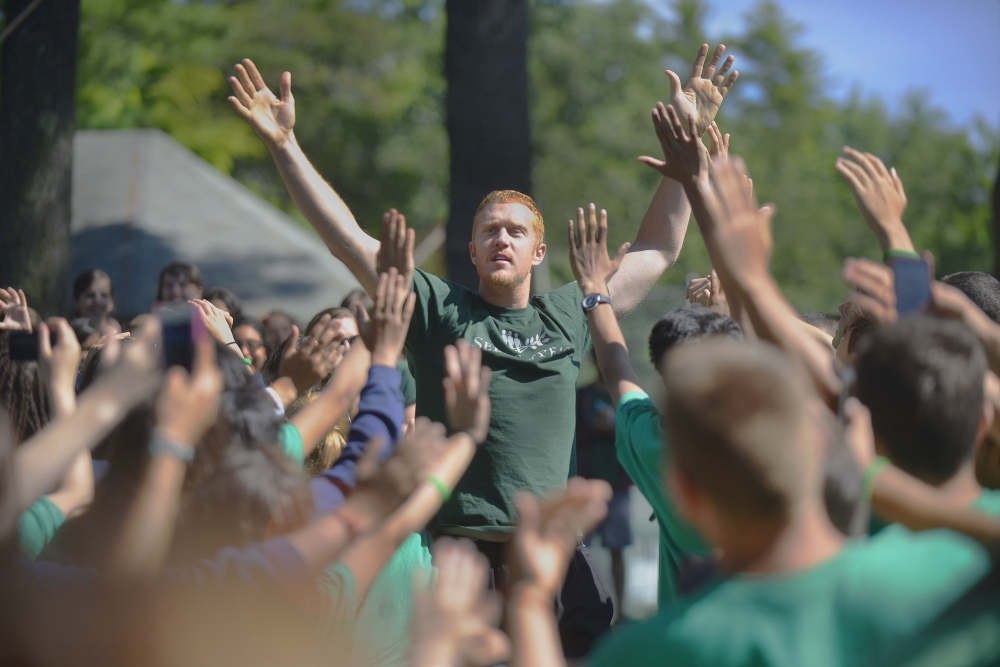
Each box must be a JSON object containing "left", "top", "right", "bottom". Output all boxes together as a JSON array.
[
  {"left": 444, "top": 0, "right": 531, "bottom": 291},
  {"left": 0, "top": 0, "right": 81, "bottom": 316}
]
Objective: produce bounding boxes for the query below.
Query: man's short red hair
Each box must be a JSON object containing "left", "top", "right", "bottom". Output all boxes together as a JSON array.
[{"left": 473, "top": 190, "right": 545, "bottom": 242}]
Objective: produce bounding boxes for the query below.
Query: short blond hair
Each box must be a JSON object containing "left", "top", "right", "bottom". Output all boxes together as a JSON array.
[
  {"left": 663, "top": 340, "right": 816, "bottom": 521},
  {"left": 473, "top": 190, "right": 545, "bottom": 242}
]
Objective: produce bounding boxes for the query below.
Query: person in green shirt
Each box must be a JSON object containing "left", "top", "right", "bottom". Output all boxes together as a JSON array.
[
  {"left": 228, "top": 45, "right": 741, "bottom": 654},
  {"left": 585, "top": 339, "right": 991, "bottom": 667}
]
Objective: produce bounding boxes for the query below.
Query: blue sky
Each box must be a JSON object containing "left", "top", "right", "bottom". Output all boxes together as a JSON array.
[{"left": 653, "top": 0, "right": 1000, "bottom": 129}]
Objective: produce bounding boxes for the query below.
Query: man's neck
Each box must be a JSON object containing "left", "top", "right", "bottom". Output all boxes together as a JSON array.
[
  {"left": 477, "top": 277, "right": 533, "bottom": 309},
  {"left": 934, "top": 463, "right": 983, "bottom": 506},
  {"left": 717, "top": 501, "right": 845, "bottom": 577}
]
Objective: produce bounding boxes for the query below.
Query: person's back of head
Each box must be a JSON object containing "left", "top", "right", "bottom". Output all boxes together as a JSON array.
[
  {"left": 941, "top": 271, "right": 1000, "bottom": 324},
  {"left": 0, "top": 334, "right": 50, "bottom": 446},
  {"left": 648, "top": 304, "right": 742, "bottom": 371},
  {"left": 801, "top": 312, "right": 840, "bottom": 338},
  {"left": 855, "top": 316, "right": 987, "bottom": 486},
  {"left": 662, "top": 340, "right": 817, "bottom": 527}
]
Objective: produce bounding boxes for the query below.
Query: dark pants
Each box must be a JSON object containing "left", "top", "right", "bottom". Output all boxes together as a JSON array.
[{"left": 471, "top": 539, "right": 614, "bottom": 659}]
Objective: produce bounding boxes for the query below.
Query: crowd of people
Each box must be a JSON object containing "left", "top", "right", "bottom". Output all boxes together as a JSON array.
[{"left": 1, "top": 42, "right": 999, "bottom": 666}]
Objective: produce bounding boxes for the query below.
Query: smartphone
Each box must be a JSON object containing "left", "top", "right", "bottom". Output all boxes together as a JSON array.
[
  {"left": 159, "top": 302, "right": 195, "bottom": 371},
  {"left": 892, "top": 257, "right": 932, "bottom": 316},
  {"left": 7, "top": 329, "right": 56, "bottom": 362}
]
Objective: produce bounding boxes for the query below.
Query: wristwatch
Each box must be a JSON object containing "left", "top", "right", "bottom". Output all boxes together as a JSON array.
[{"left": 582, "top": 293, "right": 613, "bottom": 312}]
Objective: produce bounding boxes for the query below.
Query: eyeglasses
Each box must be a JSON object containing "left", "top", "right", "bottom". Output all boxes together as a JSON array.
[{"left": 236, "top": 339, "right": 265, "bottom": 352}]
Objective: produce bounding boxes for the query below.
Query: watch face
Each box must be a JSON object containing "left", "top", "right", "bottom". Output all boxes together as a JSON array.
[{"left": 583, "top": 294, "right": 600, "bottom": 310}]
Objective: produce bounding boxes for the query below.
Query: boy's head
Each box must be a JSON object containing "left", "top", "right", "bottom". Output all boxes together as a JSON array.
[
  {"left": 469, "top": 190, "right": 546, "bottom": 289},
  {"left": 662, "top": 341, "right": 820, "bottom": 533},
  {"left": 942, "top": 271, "right": 1000, "bottom": 324},
  {"left": 855, "top": 316, "right": 990, "bottom": 486},
  {"left": 649, "top": 304, "right": 742, "bottom": 375}
]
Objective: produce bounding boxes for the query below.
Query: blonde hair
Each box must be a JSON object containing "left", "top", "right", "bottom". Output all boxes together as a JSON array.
[
  {"left": 473, "top": 190, "right": 545, "bottom": 242},
  {"left": 286, "top": 393, "right": 351, "bottom": 474}
]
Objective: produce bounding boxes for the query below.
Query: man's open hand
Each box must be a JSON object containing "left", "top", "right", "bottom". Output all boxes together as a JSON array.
[
  {"left": 638, "top": 103, "right": 710, "bottom": 184},
  {"left": 378, "top": 209, "right": 416, "bottom": 289},
  {"left": 228, "top": 59, "right": 296, "bottom": 151},
  {"left": 842, "top": 257, "right": 898, "bottom": 325},
  {"left": 443, "top": 339, "right": 492, "bottom": 444},
  {"left": 665, "top": 44, "right": 738, "bottom": 138},
  {"left": 687, "top": 270, "right": 730, "bottom": 316},
  {"left": 835, "top": 147, "right": 913, "bottom": 252},
  {"left": 567, "top": 204, "right": 630, "bottom": 297}
]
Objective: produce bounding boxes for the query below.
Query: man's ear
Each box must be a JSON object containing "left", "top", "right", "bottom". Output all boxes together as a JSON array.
[
  {"left": 469, "top": 241, "right": 476, "bottom": 265},
  {"left": 532, "top": 242, "right": 547, "bottom": 267}
]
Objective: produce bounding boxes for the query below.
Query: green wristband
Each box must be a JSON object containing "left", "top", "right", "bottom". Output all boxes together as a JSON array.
[
  {"left": 883, "top": 249, "right": 921, "bottom": 262},
  {"left": 862, "top": 456, "right": 891, "bottom": 502},
  {"left": 242, "top": 357, "right": 253, "bottom": 366},
  {"left": 427, "top": 474, "right": 452, "bottom": 503}
]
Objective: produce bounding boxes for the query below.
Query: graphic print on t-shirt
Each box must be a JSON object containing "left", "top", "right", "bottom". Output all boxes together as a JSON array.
[{"left": 500, "top": 329, "right": 550, "bottom": 354}]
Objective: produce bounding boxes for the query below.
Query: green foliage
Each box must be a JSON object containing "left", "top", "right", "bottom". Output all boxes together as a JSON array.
[{"left": 76, "top": 0, "right": 998, "bottom": 312}]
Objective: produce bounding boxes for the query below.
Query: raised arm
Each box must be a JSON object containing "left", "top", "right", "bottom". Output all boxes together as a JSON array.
[
  {"left": 693, "top": 156, "right": 841, "bottom": 405},
  {"left": 228, "top": 59, "right": 380, "bottom": 294},
  {"left": 11, "top": 320, "right": 162, "bottom": 521},
  {"left": 836, "top": 147, "right": 914, "bottom": 253},
  {"left": 110, "top": 330, "right": 223, "bottom": 577},
  {"left": 568, "top": 204, "right": 641, "bottom": 406},
  {"left": 608, "top": 45, "right": 739, "bottom": 317}
]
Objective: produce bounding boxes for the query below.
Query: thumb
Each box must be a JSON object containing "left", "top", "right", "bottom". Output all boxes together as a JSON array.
[
  {"left": 664, "top": 70, "right": 684, "bottom": 99},
  {"left": 612, "top": 242, "right": 631, "bottom": 267},
  {"left": 637, "top": 156, "right": 668, "bottom": 174}
]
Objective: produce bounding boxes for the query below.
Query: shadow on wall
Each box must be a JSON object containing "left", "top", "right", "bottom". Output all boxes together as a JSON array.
[{"left": 70, "top": 222, "right": 322, "bottom": 321}]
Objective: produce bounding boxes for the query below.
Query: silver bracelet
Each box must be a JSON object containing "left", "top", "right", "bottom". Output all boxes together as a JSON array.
[{"left": 148, "top": 431, "right": 195, "bottom": 463}]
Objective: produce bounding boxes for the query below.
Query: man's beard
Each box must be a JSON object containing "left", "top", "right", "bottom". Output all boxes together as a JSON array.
[{"left": 481, "top": 266, "right": 529, "bottom": 289}]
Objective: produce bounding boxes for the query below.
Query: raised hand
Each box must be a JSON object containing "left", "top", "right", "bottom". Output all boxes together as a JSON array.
[
  {"left": 508, "top": 477, "right": 612, "bottom": 601},
  {"left": 227, "top": 59, "right": 296, "bottom": 151},
  {"left": 190, "top": 299, "right": 237, "bottom": 349},
  {"left": 411, "top": 538, "right": 510, "bottom": 667},
  {"left": 443, "top": 339, "right": 492, "bottom": 444},
  {"left": 703, "top": 157, "right": 776, "bottom": 284},
  {"left": 707, "top": 121, "right": 729, "bottom": 162},
  {"left": 154, "top": 325, "right": 224, "bottom": 446},
  {"left": 352, "top": 418, "right": 451, "bottom": 522},
  {"left": 377, "top": 209, "right": 416, "bottom": 288},
  {"left": 97, "top": 316, "right": 163, "bottom": 407},
  {"left": 567, "top": 203, "right": 631, "bottom": 297},
  {"left": 638, "top": 102, "right": 709, "bottom": 184},
  {"left": 360, "top": 267, "right": 417, "bottom": 367},
  {"left": 842, "top": 257, "right": 898, "bottom": 324},
  {"left": 686, "top": 270, "right": 729, "bottom": 316},
  {"left": 37, "top": 318, "right": 82, "bottom": 415},
  {"left": 665, "top": 44, "right": 738, "bottom": 138},
  {"left": 278, "top": 316, "right": 347, "bottom": 394},
  {"left": 0, "top": 287, "right": 32, "bottom": 332},
  {"left": 835, "top": 147, "right": 913, "bottom": 252}
]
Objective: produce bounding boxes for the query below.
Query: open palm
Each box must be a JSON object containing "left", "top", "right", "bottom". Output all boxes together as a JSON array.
[
  {"left": 666, "top": 44, "right": 738, "bottom": 137},
  {"left": 228, "top": 59, "right": 296, "bottom": 149}
]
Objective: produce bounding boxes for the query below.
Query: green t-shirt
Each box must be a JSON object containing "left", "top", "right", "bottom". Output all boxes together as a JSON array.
[
  {"left": 588, "top": 527, "right": 991, "bottom": 667},
  {"left": 278, "top": 421, "right": 305, "bottom": 466},
  {"left": 973, "top": 487, "right": 1000, "bottom": 516},
  {"left": 615, "top": 391, "right": 708, "bottom": 604},
  {"left": 407, "top": 269, "right": 590, "bottom": 532},
  {"left": 354, "top": 531, "right": 433, "bottom": 667},
  {"left": 397, "top": 359, "right": 417, "bottom": 407},
  {"left": 17, "top": 496, "right": 66, "bottom": 560}
]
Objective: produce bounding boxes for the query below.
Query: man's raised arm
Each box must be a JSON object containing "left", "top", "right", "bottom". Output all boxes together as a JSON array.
[
  {"left": 608, "top": 44, "right": 739, "bottom": 317},
  {"left": 228, "top": 59, "right": 380, "bottom": 294}
]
